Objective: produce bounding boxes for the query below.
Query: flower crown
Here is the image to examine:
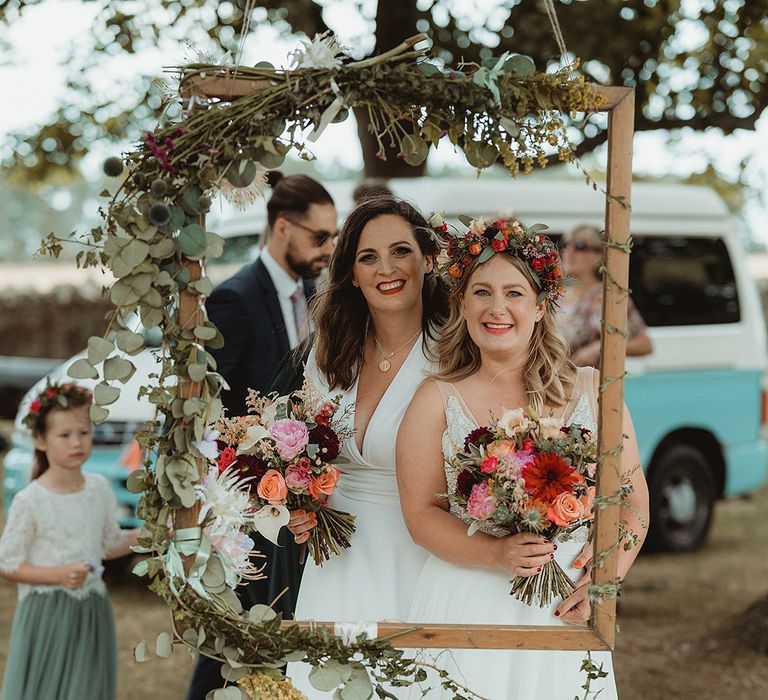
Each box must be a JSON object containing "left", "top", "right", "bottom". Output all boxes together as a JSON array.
[
  {"left": 429, "top": 213, "right": 567, "bottom": 302},
  {"left": 22, "top": 382, "right": 93, "bottom": 430}
]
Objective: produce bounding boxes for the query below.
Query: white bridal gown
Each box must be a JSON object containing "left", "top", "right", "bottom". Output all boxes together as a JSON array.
[
  {"left": 406, "top": 367, "right": 618, "bottom": 700},
  {"left": 288, "top": 340, "right": 434, "bottom": 698}
]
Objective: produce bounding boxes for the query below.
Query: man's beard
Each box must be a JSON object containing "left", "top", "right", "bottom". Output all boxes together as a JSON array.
[{"left": 286, "top": 249, "right": 328, "bottom": 279}]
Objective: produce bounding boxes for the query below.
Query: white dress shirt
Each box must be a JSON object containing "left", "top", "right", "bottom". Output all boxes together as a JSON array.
[{"left": 260, "top": 248, "right": 304, "bottom": 349}]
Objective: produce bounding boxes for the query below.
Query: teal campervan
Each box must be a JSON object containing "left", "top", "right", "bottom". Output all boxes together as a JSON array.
[{"left": 378, "top": 177, "right": 768, "bottom": 552}]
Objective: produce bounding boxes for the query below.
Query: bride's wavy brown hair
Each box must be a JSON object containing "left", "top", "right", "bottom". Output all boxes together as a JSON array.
[
  {"left": 312, "top": 196, "right": 448, "bottom": 390},
  {"left": 435, "top": 254, "right": 576, "bottom": 413}
]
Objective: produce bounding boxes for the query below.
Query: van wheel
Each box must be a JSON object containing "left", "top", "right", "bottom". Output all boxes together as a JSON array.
[{"left": 646, "top": 443, "right": 715, "bottom": 552}]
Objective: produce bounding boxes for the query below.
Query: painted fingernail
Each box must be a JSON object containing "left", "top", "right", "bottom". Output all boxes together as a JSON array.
[
  {"left": 553, "top": 544, "right": 558, "bottom": 551},
  {"left": 536, "top": 567, "right": 542, "bottom": 572},
  {"left": 550, "top": 553, "right": 554, "bottom": 559},
  {"left": 554, "top": 610, "right": 560, "bottom": 617},
  {"left": 574, "top": 560, "right": 582, "bottom": 568},
  {"left": 543, "top": 538, "right": 549, "bottom": 542}
]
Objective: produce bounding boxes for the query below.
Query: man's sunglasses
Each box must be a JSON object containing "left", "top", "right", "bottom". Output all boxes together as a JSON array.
[
  {"left": 562, "top": 240, "right": 602, "bottom": 253},
  {"left": 286, "top": 218, "right": 338, "bottom": 247}
]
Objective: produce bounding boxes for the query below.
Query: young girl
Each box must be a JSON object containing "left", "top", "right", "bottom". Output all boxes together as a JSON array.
[{"left": 0, "top": 382, "right": 139, "bottom": 700}]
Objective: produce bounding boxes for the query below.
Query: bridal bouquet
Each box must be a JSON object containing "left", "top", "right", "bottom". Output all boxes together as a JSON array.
[
  {"left": 447, "top": 407, "right": 597, "bottom": 606},
  {"left": 200, "top": 379, "right": 356, "bottom": 566}
]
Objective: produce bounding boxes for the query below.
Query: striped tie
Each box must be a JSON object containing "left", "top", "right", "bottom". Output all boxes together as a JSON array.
[{"left": 290, "top": 286, "right": 309, "bottom": 344}]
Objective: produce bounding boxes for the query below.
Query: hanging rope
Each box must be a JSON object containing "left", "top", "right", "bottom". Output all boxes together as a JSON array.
[
  {"left": 542, "top": 0, "right": 569, "bottom": 65},
  {"left": 235, "top": 0, "right": 257, "bottom": 68}
]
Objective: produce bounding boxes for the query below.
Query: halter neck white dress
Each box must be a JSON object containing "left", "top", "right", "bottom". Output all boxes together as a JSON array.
[
  {"left": 287, "top": 339, "right": 434, "bottom": 697},
  {"left": 405, "top": 367, "right": 618, "bottom": 700}
]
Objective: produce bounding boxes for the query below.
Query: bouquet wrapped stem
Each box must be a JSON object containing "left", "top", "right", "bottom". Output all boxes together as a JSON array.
[
  {"left": 510, "top": 558, "right": 575, "bottom": 607},
  {"left": 306, "top": 505, "right": 356, "bottom": 566}
]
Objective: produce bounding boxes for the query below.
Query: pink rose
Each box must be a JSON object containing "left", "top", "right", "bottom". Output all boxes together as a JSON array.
[
  {"left": 486, "top": 439, "right": 516, "bottom": 461},
  {"left": 270, "top": 419, "right": 309, "bottom": 461},
  {"left": 467, "top": 482, "right": 496, "bottom": 521},
  {"left": 480, "top": 455, "right": 499, "bottom": 474},
  {"left": 546, "top": 491, "right": 585, "bottom": 527},
  {"left": 285, "top": 462, "right": 312, "bottom": 492}
]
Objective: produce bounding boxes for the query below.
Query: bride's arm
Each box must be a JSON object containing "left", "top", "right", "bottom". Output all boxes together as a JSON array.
[{"left": 397, "top": 381, "right": 554, "bottom": 575}]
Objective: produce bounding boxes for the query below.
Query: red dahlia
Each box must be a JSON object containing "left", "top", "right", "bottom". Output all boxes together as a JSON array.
[
  {"left": 309, "top": 424, "right": 341, "bottom": 461},
  {"left": 456, "top": 469, "right": 480, "bottom": 499},
  {"left": 463, "top": 426, "right": 493, "bottom": 453},
  {"left": 523, "top": 452, "right": 580, "bottom": 502}
]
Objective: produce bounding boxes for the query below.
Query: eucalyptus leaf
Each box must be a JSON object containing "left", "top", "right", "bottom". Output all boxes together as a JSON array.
[
  {"left": 324, "top": 660, "right": 353, "bottom": 683},
  {"left": 128, "top": 272, "right": 154, "bottom": 297},
  {"left": 400, "top": 134, "right": 429, "bottom": 167},
  {"left": 110, "top": 279, "right": 141, "bottom": 307},
  {"left": 211, "top": 688, "right": 244, "bottom": 700},
  {"left": 247, "top": 604, "right": 277, "bottom": 624},
  {"left": 180, "top": 187, "right": 203, "bottom": 216},
  {"left": 417, "top": 61, "right": 441, "bottom": 76},
  {"left": 225, "top": 159, "right": 257, "bottom": 188},
  {"left": 477, "top": 245, "right": 495, "bottom": 264},
  {"left": 499, "top": 116, "right": 520, "bottom": 137},
  {"left": 113, "top": 239, "right": 150, "bottom": 277},
  {"left": 183, "top": 397, "right": 204, "bottom": 417},
  {"left": 104, "top": 357, "right": 136, "bottom": 382},
  {"left": 90, "top": 404, "right": 110, "bottom": 424},
  {"left": 133, "top": 640, "right": 150, "bottom": 663},
  {"left": 189, "top": 277, "right": 213, "bottom": 296},
  {"left": 528, "top": 223, "right": 550, "bottom": 233},
  {"left": 182, "top": 628, "right": 198, "bottom": 646},
  {"left": 94, "top": 381, "right": 121, "bottom": 406},
  {"left": 178, "top": 223, "right": 207, "bottom": 257},
  {"left": 457, "top": 214, "right": 474, "bottom": 227},
  {"left": 150, "top": 237, "right": 177, "bottom": 261},
  {"left": 204, "top": 232, "right": 225, "bottom": 260},
  {"left": 160, "top": 205, "right": 185, "bottom": 233},
  {"left": 132, "top": 559, "right": 149, "bottom": 577},
  {"left": 504, "top": 53, "right": 536, "bottom": 77},
  {"left": 309, "top": 664, "right": 343, "bottom": 692},
  {"left": 281, "top": 650, "right": 307, "bottom": 663},
  {"left": 194, "top": 325, "right": 217, "bottom": 341},
  {"left": 140, "top": 305, "right": 164, "bottom": 328},
  {"left": 156, "top": 632, "right": 173, "bottom": 658},
  {"left": 219, "top": 663, "right": 249, "bottom": 682},
  {"left": 67, "top": 358, "right": 98, "bottom": 380},
  {"left": 188, "top": 364, "right": 207, "bottom": 382},
  {"left": 126, "top": 469, "right": 146, "bottom": 494},
  {"left": 340, "top": 665, "right": 373, "bottom": 700},
  {"left": 87, "top": 337, "right": 115, "bottom": 365},
  {"left": 116, "top": 330, "right": 146, "bottom": 355}
]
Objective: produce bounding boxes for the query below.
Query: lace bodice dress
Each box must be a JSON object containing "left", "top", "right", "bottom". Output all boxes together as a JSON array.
[
  {"left": 0, "top": 473, "right": 126, "bottom": 600},
  {"left": 406, "top": 367, "right": 617, "bottom": 700}
]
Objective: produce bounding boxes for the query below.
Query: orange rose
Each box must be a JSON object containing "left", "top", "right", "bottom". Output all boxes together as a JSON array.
[
  {"left": 486, "top": 439, "right": 516, "bottom": 461},
  {"left": 546, "top": 491, "right": 585, "bottom": 527},
  {"left": 256, "top": 469, "right": 288, "bottom": 504},
  {"left": 309, "top": 467, "right": 341, "bottom": 501},
  {"left": 448, "top": 263, "right": 463, "bottom": 278},
  {"left": 468, "top": 242, "right": 482, "bottom": 255},
  {"left": 579, "top": 486, "right": 596, "bottom": 520}
]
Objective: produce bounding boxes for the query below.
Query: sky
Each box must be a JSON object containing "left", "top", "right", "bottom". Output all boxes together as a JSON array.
[{"left": 1, "top": 0, "right": 766, "bottom": 245}]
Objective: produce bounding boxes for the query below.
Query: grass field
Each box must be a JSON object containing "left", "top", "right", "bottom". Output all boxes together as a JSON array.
[{"left": 2, "top": 456, "right": 767, "bottom": 699}]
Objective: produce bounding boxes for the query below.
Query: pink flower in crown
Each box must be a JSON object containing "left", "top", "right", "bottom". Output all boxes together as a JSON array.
[
  {"left": 270, "top": 419, "right": 309, "bottom": 461},
  {"left": 467, "top": 482, "right": 496, "bottom": 521},
  {"left": 285, "top": 460, "right": 312, "bottom": 492},
  {"left": 469, "top": 217, "right": 487, "bottom": 236}
]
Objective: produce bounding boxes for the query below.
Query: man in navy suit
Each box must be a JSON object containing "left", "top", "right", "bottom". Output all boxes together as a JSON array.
[{"left": 186, "top": 173, "right": 336, "bottom": 700}]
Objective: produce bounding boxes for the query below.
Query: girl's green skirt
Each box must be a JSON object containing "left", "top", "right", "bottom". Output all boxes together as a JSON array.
[{"left": 1, "top": 589, "right": 116, "bottom": 700}]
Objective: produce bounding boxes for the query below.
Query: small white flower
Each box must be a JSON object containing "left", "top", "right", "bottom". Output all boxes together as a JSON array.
[
  {"left": 196, "top": 426, "right": 220, "bottom": 461},
  {"left": 428, "top": 211, "right": 446, "bottom": 228},
  {"left": 539, "top": 416, "right": 563, "bottom": 440},
  {"left": 288, "top": 32, "right": 345, "bottom": 70},
  {"left": 253, "top": 504, "right": 290, "bottom": 545},
  {"left": 469, "top": 217, "right": 488, "bottom": 235},
  {"left": 499, "top": 408, "right": 529, "bottom": 437}
]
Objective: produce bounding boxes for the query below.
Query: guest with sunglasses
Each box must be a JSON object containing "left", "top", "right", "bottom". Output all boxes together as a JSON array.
[
  {"left": 559, "top": 224, "right": 652, "bottom": 366},
  {"left": 186, "top": 171, "right": 337, "bottom": 700}
]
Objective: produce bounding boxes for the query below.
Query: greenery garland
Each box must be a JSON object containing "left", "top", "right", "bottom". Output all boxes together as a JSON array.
[{"left": 39, "top": 32, "right": 610, "bottom": 700}]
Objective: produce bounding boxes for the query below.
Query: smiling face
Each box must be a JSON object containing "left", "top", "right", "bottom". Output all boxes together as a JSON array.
[
  {"left": 461, "top": 254, "right": 545, "bottom": 358},
  {"left": 352, "top": 214, "right": 433, "bottom": 315},
  {"left": 34, "top": 406, "right": 93, "bottom": 473}
]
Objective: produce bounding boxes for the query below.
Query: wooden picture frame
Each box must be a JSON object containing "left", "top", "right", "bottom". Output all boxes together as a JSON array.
[{"left": 187, "top": 79, "right": 635, "bottom": 652}]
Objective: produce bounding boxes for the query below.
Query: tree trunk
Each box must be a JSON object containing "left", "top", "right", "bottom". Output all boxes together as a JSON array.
[{"left": 356, "top": 0, "right": 426, "bottom": 178}]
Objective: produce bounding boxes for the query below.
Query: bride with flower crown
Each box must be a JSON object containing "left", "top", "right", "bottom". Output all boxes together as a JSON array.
[{"left": 396, "top": 217, "right": 649, "bottom": 699}]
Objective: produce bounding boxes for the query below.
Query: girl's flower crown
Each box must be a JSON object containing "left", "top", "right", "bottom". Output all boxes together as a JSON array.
[
  {"left": 429, "top": 212, "right": 567, "bottom": 303},
  {"left": 22, "top": 382, "right": 93, "bottom": 430}
]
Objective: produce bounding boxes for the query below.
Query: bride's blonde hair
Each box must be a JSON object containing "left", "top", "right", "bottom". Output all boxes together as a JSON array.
[{"left": 435, "top": 254, "right": 576, "bottom": 414}]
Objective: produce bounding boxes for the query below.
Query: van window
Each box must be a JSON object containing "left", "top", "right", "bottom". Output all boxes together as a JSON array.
[{"left": 629, "top": 237, "right": 740, "bottom": 326}]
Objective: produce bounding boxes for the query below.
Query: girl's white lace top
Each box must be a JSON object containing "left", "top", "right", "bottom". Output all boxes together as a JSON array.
[
  {"left": 439, "top": 366, "right": 599, "bottom": 543},
  {"left": 0, "top": 473, "right": 126, "bottom": 600}
]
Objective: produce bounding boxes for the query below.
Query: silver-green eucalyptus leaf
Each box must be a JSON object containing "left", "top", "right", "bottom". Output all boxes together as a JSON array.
[
  {"left": 94, "top": 381, "right": 121, "bottom": 406},
  {"left": 90, "top": 404, "right": 109, "bottom": 425},
  {"left": 67, "top": 358, "right": 98, "bottom": 380},
  {"left": 156, "top": 632, "right": 173, "bottom": 658},
  {"left": 87, "top": 337, "right": 115, "bottom": 365},
  {"left": 103, "top": 357, "right": 136, "bottom": 382},
  {"left": 133, "top": 640, "right": 150, "bottom": 663},
  {"left": 309, "top": 664, "right": 343, "bottom": 692},
  {"left": 115, "top": 330, "right": 146, "bottom": 355}
]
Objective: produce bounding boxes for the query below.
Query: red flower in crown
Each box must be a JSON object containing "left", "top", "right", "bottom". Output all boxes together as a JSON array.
[
  {"left": 531, "top": 257, "right": 546, "bottom": 272},
  {"left": 492, "top": 239, "right": 507, "bottom": 252},
  {"left": 29, "top": 400, "right": 42, "bottom": 414}
]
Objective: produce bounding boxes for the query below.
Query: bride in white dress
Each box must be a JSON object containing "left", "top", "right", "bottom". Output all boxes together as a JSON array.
[
  {"left": 285, "top": 196, "right": 448, "bottom": 698},
  {"left": 397, "top": 223, "right": 649, "bottom": 700}
]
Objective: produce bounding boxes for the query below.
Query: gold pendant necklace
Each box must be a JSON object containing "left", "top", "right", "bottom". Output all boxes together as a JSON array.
[{"left": 373, "top": 329, "right": 422, "bottom": 373}]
